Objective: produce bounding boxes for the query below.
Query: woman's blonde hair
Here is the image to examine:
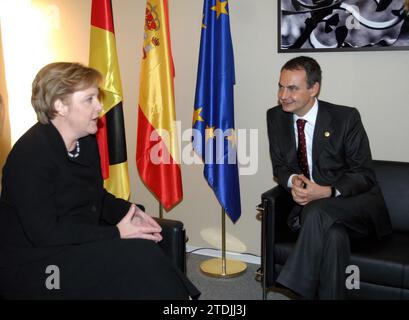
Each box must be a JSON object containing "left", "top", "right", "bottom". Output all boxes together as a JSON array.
[{"left": 31, "top": 62, "right": 102, "bottom": 124}]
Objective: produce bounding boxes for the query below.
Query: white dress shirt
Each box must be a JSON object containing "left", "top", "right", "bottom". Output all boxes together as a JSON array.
[{"left": 287, "top": 99, "right": 340, "bottom": 196}]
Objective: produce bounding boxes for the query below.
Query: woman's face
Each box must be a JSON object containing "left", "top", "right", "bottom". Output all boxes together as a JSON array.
[{"left": 63, "top": 85, "right": 102, "bottom": 138}]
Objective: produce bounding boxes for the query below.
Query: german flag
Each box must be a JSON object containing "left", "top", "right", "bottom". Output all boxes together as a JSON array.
[
  {"left": 136, "top": 0, "right": 182, "bottom": 211},
  {"left": 89, "top": 0, "right": 130, "bottom": 200}
]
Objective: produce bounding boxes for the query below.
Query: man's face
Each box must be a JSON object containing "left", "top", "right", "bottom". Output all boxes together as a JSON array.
[{"left": 277, "top": 68, "right": 319, "bottom": 117}]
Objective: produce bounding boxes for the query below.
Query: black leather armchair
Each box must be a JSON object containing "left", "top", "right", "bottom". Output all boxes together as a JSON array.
[
  {"left": 258, "top": 160, "right": 409, "bottom": 299},
  {"left": 136, "top": 204, "right": 186, "bottom": 273},
  {"left": 154, "top": 217, "right": 186, "bottom": 273}
]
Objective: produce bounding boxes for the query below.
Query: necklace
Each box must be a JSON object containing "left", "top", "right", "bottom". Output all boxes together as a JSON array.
[{"left": 67, "top": 141, "right": 80, "bottom": 158}]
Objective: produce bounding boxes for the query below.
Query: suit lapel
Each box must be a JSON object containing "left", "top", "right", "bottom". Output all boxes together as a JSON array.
[
  {"left": 283, "top": 111, "right": 298, "bottom": 166},
  {"left": 312, "top": 101, "right": 332, "bottom": 176}
]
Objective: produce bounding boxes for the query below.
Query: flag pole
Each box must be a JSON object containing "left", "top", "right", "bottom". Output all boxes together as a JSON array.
[
  {"left": 159, "top": 202, "right": 163, "bottom": 219},
  {"left": 221, "top": 207, "right": 227, "bottom": 275},
  {"left": 199, "top": 208, "right": 247, "bottom": 278}
]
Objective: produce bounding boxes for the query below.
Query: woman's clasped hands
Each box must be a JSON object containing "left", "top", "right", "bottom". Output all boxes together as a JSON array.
[{"left": 117, "top": 204, "right": 163, "bottom": 242}]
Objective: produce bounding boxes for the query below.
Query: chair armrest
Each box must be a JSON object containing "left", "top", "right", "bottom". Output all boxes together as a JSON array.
[
  {"left": 154, "top": 217, "right": 186, "bottom": 273},
  {"left": 262, "top": 185, "right": 295, "bottom": 242},
  {"left": 262, "top": 184, "right": 292, "bottom": 211},
  {"left": 259, "top": 185, "right": 294, "bottom": 289}
]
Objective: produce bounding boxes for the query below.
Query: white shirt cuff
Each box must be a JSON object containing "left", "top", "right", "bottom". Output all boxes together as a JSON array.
[{"left": 288, "top": 174, "right": 297, "bottom": 188}]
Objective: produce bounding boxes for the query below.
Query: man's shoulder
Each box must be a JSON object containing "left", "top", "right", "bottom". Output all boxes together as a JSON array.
[
  {"left": 319, "top": 100, "right": 358, "bottom": 115},
  {"left": 267, "top": 105, "right": 286, "bottom": 119},
  {"left": 267, "top": 104, "right": 282, "bottom": 112}
]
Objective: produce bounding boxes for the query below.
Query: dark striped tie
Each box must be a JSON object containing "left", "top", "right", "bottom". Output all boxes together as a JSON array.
[{"left": 296, "top": 119, "right": 310, "bottom": 179}]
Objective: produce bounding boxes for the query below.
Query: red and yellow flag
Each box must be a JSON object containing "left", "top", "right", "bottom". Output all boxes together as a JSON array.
[
  {"left": 136, "top": 0, "right": 182, "bottom": 211},
  {"left": 89, "top": 0, "right": 130, "bottom": 200},
  {"left": 0, "top": 24, "right": 11, "bottom": 172}
]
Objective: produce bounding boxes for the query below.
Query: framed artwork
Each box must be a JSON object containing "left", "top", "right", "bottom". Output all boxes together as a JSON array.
[{"left": 278, "top": 0, "right": 409, "bottom": 52}]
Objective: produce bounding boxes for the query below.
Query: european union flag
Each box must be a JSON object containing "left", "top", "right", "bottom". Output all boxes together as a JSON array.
[{"left": 192, "top": 0, "right": 241, "bottom": 222}]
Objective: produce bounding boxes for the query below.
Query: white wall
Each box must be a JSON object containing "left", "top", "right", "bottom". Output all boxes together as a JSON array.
[{"left": 11, "top": 0, "right": 409, "bottom": 256}]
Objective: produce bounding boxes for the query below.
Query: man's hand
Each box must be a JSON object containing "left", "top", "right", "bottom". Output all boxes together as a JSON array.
[
  {"left": 116, "top": 204, "right": 163, "bottom": 242},
  {"left": 291, "top": 175, "right": 332, "bottom": 206},
  {"left": 291, "top": 174, "right": 305, "bottom": 188}
]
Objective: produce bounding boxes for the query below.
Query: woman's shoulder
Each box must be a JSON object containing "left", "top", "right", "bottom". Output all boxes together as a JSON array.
[
  {"left": 9, "top": 123, "right": 50, "bottom": 154},
  {"left": 5, "top": 123, "right": 63, "bottom": 169},
  {"left": 1, "top": 124, "right": 51, "bottom": 180}
]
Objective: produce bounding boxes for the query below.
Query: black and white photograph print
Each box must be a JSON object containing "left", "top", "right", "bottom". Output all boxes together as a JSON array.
[{"left": 278, "top": 0, "right": 409, "bottom": 52}]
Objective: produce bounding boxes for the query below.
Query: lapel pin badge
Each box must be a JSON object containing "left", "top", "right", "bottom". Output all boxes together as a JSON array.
[{"left": 324, "top": 131, "right": 330, "bottom": 138}]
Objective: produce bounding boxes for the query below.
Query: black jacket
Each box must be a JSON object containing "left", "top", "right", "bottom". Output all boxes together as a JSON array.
[
  {"left": 267, "top": 100, "right": 392, "bottom": 237},
  {"left": 0, "top": 122, "right": 131, "bottom": 267}
]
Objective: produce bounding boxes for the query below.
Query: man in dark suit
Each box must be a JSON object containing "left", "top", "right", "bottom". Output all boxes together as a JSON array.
[{"left": 267, "top": 56, "right": 391, "bottom": 299}]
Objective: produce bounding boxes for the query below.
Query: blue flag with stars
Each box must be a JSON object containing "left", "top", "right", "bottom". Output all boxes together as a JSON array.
[{"left": 192, "top": 0, "right": 241, "bottom": 222}]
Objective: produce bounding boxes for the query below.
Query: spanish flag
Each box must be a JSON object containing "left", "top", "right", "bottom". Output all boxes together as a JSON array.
[
  {"left": 136, "top": 0, "right": 183, "bottom": 211},
  {"left": 89, "top": 0, "right": 130, "bottom": 200}
]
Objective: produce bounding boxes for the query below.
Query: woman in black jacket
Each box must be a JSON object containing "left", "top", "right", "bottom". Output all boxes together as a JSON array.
[{"left": 0, "top": 62, "right": 200, "bottom": 299}]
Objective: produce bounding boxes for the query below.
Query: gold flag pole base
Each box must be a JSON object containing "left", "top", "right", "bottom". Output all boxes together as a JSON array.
[
  {"left": 199, "top": 208, "right": 247, "bottom": 278},
  {"left": 200, "top": 257, "right": 247, "bottom": 278}
]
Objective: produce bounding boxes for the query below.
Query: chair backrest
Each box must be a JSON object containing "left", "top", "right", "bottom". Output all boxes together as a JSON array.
[{"left": 373, "top": 160, "right": 409, "bottom": 232}]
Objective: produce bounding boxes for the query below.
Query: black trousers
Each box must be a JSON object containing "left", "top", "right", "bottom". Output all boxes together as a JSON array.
[
  {"left": 0, "top": 238, "right": 200, "bottom": 300},
  {"left": 277, "top": 195, "right": 373, "bottom": 299}
]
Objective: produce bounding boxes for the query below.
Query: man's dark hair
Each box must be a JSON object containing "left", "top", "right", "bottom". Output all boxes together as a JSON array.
[{"left": 281, "top": 56, "right": 322, "bottom": 88}]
